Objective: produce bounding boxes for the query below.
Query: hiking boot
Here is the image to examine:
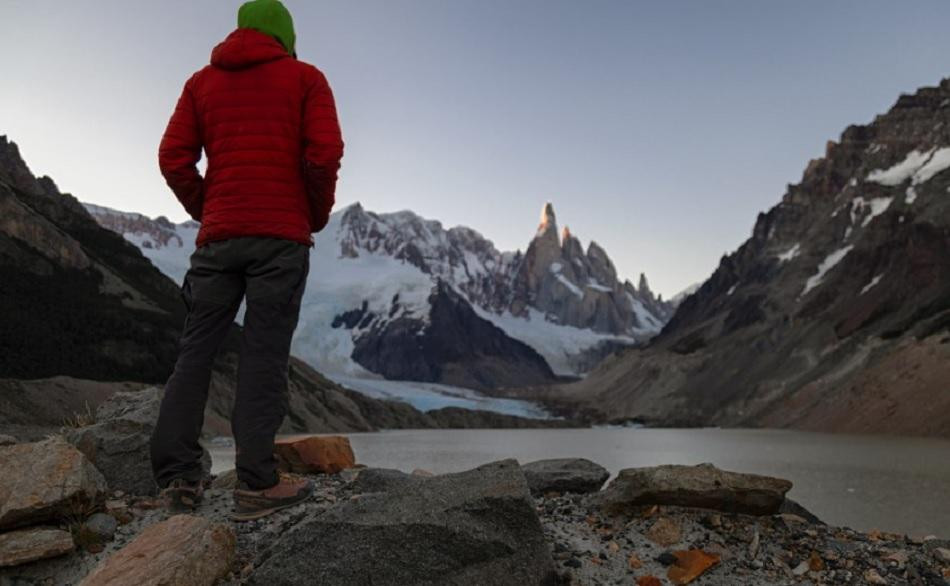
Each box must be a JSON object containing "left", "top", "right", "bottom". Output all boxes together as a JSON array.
[
  {"left": 232, "top": 473, "right": 314, "bottom": 521},
  {"left": 161, "top": 478, "right": 204, "bottom": 512}
]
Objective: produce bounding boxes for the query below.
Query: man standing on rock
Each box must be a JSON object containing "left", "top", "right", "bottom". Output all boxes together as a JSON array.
[{"left": 151, "top": 0, "right": 344, "bottom": 520}]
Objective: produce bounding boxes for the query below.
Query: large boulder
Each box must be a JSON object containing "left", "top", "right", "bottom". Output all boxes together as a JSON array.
[
  {"left": 274, "top": 435, "right": 356, "bottom": 474},
  {"left": 0, "top": 437, "right": 106, "bottom": 530},
  {"left": 521, "top": 458, "right": 610, "bottom": 496},
  {"left": 65, "top": 388, "right": 210, "bottom": 496},
  {"left": 80, "top": 514, "right": 235, "bottom": 586},
  {"left": 249, "top": 459, "right": 558, "bottom": 586},
  {"left": 348, "top": 467, "right": 420, "bottom": 494},
  {"left": 598, "top": 463, "right": 792, "bottom": 516},
  {"left": 0, "top": 527, "right": 75, "bottom": 568}
]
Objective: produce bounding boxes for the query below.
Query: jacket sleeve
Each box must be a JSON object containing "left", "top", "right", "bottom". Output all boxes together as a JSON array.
[
  {"left": 301, "top": 67, "right": 344, "bottom": 233},
  {"left": 158, "top": 75, "right": 204, "bottom": 222}
]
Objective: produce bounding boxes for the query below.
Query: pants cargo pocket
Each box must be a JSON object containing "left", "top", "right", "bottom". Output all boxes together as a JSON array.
[
  {"left": 180, "top": 272, "right": 195, "bottom": 330},
  {"left": 286, "top": 253, "right": 310, "bottom": 309}
]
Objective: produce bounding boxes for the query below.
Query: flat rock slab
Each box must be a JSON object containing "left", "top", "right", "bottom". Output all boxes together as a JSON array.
[
  {"left": 249, "top": 459, "right": 557, "bottom": 586},
  {"left": 349, "top": 467, "right": 420, "bottom": 494},
  {"left": 66, "top": 388, "right": 210, "bottom": 496},
  {"left": 522, "top": 458, "right": 610, "bottom": 496},
  {"left": 80, "top": 514, "right": 235, "bottom": 586},
  {"left": 0, "top": 527, "right": 74, "bottom": 568},
  {"left": 274, "top": 435, "right": 356, "bottom": 474},
  {"left": 598, "top": 463, "right": 792, "bottom": 516},
  {"left": 0, "top": 437, "right": 106, "bottom": 530}
]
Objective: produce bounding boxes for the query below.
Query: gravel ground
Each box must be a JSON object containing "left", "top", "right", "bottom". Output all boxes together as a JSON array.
[
  {"left": 2, "top": 470, "right": 947, "bottom": 586},
  {"left": 538, "top": 492, "right": 949, "bottom": 585}
]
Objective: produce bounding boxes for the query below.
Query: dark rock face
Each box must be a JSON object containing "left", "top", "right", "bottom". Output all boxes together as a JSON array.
[
  {"left": 250, "top": 460, "right": 558, "bottom": 586},
  {"left": 555, "top": 78, "right": 950, "bottom": 438},
  {"left": 522, "top": 458, "right": 610, "bottom": 496},
  {"left": 0, "top": 378, "right": 148, "bottom": 440},
  {"left": 352, "top": 281, "right": 557, "bottom": 390},
  {"left": 597, "top": 463, "right": 792, "bottom": 516},
  {"left": 64, "top": 388, "right": 211, "bottom": 496},
  {"left": 0, "top": 138, "right": 184, "bottom": 383}
]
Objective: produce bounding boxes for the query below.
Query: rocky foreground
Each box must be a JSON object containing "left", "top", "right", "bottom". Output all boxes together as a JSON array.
[{"left": 0, "top": 394, "right": 947, "bottom": 585}]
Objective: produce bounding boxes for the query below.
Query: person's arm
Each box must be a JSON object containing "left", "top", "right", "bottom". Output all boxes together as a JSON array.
[
  {"left": 302, "top": 66, "right": 344, "bottom": 233},
  {"left": 158, "top": 75, "right": 204, "bottom": 222}
]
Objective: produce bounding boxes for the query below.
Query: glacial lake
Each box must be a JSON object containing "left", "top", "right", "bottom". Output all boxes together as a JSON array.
[{"left": 209, "top": 427, "right": 950, "bottom": 538}]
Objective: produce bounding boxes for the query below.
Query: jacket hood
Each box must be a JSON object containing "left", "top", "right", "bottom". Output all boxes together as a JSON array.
[
  {"left": 237, "top": 0, "right": 296, "bottom": 57},
  {"left": 210, "top": 28, "right": 291, "bottom": 70}
]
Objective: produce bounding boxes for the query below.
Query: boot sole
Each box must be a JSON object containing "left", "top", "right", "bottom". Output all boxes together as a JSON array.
[{"left": 230, "top": 492, "right": 311, "bottom": 522}]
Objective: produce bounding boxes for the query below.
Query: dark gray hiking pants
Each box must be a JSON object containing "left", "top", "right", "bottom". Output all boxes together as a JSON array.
[{"left": 150, "top": 237, "right": 309, "bottom": 490}]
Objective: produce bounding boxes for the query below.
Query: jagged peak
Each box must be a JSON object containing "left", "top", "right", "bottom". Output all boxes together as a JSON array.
[
  {"left": 561, "top": 225, "right": 573, "bottom": 242},
  {"left": 36, "top": 175, "right": 60, "bottom": 195},
  {"left": 586, "top": 240, "right": 608, "bottom": 259},
  {"left": 537, "top": 201, "right": 558, "bottom": 238},
  {"left": 339, "top": 201, "right": 370, "bottom": 223},
  {"left": 638, "top": 273, "right": 652, "bottom": 296}
]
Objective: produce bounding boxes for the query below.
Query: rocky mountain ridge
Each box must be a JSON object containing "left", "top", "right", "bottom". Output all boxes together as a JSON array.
[
  {"left": 337, "top": 201, "right": 671, "bottom": 336},
  {"left": 85, "top": 197, "right": 672, "bottom": 387},
  {"left": 544, "top": 77, "right": 950, "bottom": 437}
]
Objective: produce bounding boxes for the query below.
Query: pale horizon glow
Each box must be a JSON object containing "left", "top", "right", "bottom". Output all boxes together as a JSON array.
[{"left": 3, "top": 1, "right": 950, "bottom": 297}]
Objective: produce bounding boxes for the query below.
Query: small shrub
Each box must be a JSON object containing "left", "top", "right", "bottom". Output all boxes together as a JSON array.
[{"left": 62, "top": 402, "right": 96, "bottom": 429}]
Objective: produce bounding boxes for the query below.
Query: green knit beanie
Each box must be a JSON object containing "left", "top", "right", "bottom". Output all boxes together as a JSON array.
[{"left": 238, "top": 0, "right": 296, "bottom": 56}]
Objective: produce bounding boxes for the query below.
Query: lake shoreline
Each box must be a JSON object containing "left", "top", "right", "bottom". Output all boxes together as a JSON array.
[
  {"left": 210, "top": 427, "right": 950, "bottom": 539},
  {"left": 4, "top": 447, "right": 948, "bottom": 585}
]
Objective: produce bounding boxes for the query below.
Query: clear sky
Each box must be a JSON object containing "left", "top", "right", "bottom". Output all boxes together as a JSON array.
[{"left": 2, "top": 1, "right": 949, "bottom": 297}]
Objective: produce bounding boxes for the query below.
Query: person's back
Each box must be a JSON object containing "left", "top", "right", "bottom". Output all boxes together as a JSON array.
[
  {"left": 159, "top": 2, "right": 343, "bottom": 246},
  {"left": 151, "top": 0, "right": 344, "bottom": 521}
]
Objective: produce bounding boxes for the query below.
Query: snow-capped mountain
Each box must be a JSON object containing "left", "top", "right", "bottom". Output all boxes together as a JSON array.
[{"left": 85, "top": 200, "right": 672, "bottom": 387}]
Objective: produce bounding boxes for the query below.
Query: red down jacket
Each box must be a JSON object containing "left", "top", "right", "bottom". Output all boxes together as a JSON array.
[{"left": 158, "top": 28, "right": 344, "bottom": 247}]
